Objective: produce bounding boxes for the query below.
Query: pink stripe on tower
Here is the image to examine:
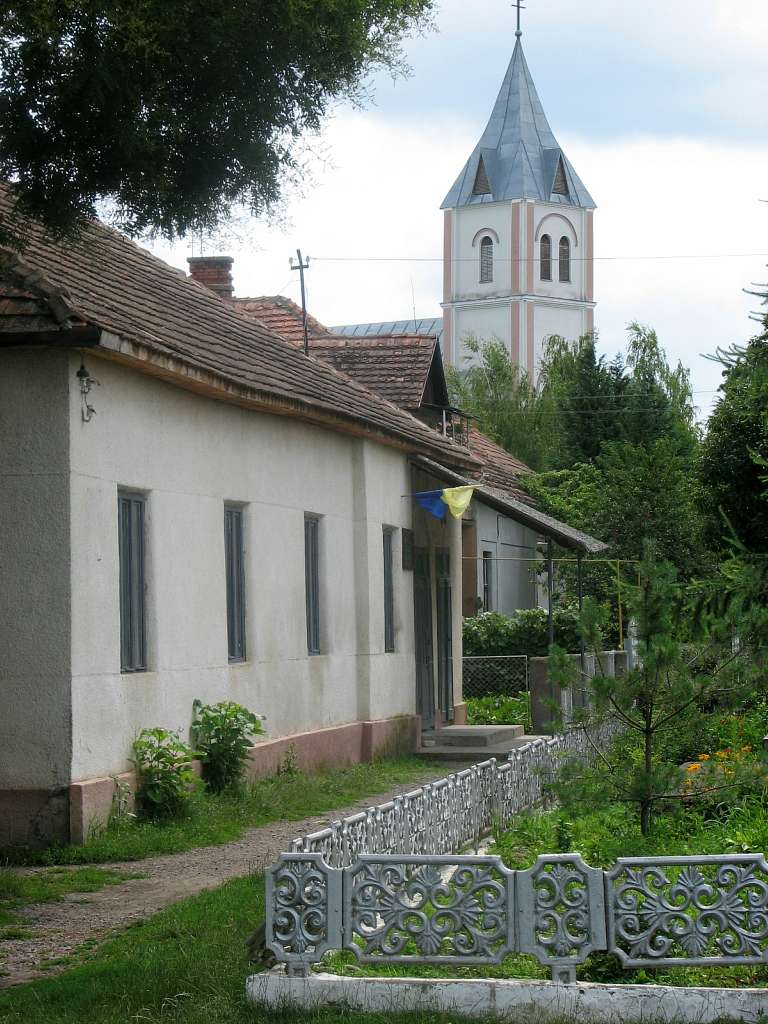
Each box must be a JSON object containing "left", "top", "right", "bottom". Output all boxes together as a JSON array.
[
  {"left": 586, "top": 211, "right": 594, "bottom": 302},
  {"left": 511, "top": 301, "right": 521, "bottom": 366},
  {"left": 586, "top": 308, "right": 595, "bottom": 337},
  {"left": 526, "top": 304, "right": 535, "bottom": 376},
  {"left": 511, "top": 205, "right": 521, "bottom": 294},
  {"left": 443, "top": 314, "right": 453, "bottom": 366},
  {"left": 525, "top": 203, "right": 535, "bottom": 293},
  {"left": 443, "top": 210, "right": 453, "bottom": 303}
]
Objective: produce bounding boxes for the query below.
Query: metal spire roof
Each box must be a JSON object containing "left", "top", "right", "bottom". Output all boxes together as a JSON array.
[{"left": 441, "top": 39, "right": 596, "bottom": 211}]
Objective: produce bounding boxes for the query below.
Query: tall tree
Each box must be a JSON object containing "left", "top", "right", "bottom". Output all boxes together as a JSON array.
[
  {"left": 0, "top": 1, "right": 433, "bottom": 240},
  {"left": 699, "top": 309, "right": 768, "bottom": 554},
  {"left": 538, "top": 333, "right": 626, "bottom": 468},
  {"left": 446, "top": 335, "right": 554, "bottom": 471}
]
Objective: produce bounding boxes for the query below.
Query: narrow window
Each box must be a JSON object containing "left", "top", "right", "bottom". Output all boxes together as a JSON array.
[
  {"left": 559, "top": 236, "right": 571, "bottom": 282},
  {"left": 118, "top": 491, "right": 147, "bottom": 673},
  {"left": 224, "top": 506, "right": 246, "bottom": 662},
  {"left": 540, "top": 234, "right": 552, "bottom": 281},
  {"left": 480, "top": 236, "right": 494, "bottom": 284},
  {"left": 305, "top": 515, "right": 321, "bottom": 655},
  {"left": 482, "top": 551, "right": 493, "bottom": 612},
  {"left": 383, "top": 528, "right": 395, "bottom": 652}
]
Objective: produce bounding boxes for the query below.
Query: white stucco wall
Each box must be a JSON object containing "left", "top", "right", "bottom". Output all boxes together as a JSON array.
[
  {"left": 452, "top": 202, "right": 513, "bottom": 299},
  {"left": 474, "top": 504, "right": 538, "bottom": 616},
  {"left": 0, "top": 349, "right": 72, "bottom": 790},
  {"left": 67, "top": 354, "right": 417, "bottom": 781}
]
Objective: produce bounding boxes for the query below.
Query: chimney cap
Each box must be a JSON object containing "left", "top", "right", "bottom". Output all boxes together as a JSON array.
[{"left": 187, "top": 255, "right": 234, "bottom": 267}]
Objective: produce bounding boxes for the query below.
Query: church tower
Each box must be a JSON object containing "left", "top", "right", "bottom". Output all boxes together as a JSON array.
[{"left": 441, "top": 28, "right": 596, "bottom": 379}]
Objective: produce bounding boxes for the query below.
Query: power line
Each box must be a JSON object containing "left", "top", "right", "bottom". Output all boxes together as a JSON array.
[{"left": 313, "top": 252, "right": 768, "bottom": 264}]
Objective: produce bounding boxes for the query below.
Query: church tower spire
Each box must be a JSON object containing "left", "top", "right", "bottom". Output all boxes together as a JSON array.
[{"left": 441, "top": 33, "right": 596, "bottom": 379}]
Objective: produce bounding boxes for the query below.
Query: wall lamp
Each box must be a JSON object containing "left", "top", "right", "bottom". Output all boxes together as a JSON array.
[{"left": 76, "top": 361, "right": 99, "bottom": 423}]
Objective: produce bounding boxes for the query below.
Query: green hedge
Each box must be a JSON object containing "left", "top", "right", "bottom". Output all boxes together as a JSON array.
[{"left": 463, "top": 607, "right": 581, "bottom": 658}]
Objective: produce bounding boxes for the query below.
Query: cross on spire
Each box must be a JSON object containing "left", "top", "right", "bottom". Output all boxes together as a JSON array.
[{"left": 513, "top": 0, "right": 525, "bottom": 38}]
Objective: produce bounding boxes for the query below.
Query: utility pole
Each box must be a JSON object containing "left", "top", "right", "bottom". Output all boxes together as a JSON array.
[{"left": 290, "top": 249, "right": 311, "bottom": 356}]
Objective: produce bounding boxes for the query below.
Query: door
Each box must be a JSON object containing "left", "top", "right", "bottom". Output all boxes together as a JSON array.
[
  {"left": 413, "top": 547, "right": 435, "bottom": 730},
  {"left": 435, "top": 547, "right": 454, "bottom": 723}
]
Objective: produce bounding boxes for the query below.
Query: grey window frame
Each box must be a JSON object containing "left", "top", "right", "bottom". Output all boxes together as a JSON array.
[
  {"left": 305, "top": 515, "right": 321, "bottom": 655},
  {"left": 540, "top": 234, "right": 552, "bottom": 281},
  {"left": 118, "top": 491, "right": 147, "bottom": 673},
  {"left": 480, "top": 236, "right": 494, "bottom": 284},
  {"left": 224, "top": 505, "right": 247, "bottom": 662},
  {"left": 559, "top": 236, "right": 571, "bottom": 283},
  {"left": 383, "top": 527, "right": 396, "bottom": 653},
  {"left": 482, "top": 550, "right": 493, "bottom": 612}
]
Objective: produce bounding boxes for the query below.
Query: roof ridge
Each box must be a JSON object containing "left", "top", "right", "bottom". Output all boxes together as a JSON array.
[{"left": 0, "top": 249, "right": 81, "bottom": 326}]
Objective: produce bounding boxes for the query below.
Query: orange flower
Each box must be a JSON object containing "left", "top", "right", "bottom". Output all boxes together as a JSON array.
[
  {"left": 686, "top": 763, "right": 702, "bottom": 773},
  {"left": 742, "top": 746, "right": 753, "bottom": 753},
  {"left": 698, "top": 754, "right": 711, "bottom": 762}
]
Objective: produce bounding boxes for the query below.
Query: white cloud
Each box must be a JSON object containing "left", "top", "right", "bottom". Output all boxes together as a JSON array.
[{"left": 150, "top": 112, "right": 768, "bottom": 420}]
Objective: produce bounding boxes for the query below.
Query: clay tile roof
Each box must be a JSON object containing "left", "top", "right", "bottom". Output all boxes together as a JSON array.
[
  {"left": 0, "top": 187, "right": 478, "bottom": 472},
  {"left": 469, "top": 429, "right": 534, "bottom": 504},
  {"left": 308, "top": 334, "right": 438, "bottom": 410},
  {"left": 234, "top": 295, "right": 333, "bottom": 347}
]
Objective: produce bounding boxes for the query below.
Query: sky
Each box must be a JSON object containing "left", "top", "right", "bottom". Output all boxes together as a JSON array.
[{"left": 149, "top": 0, "right": 768, "bottom": 420}]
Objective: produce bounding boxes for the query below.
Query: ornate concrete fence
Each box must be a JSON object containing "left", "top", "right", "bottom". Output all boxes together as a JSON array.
[
  {"left": 265, "top": 851, "right": 768, "bottom": 982},
  {"left": 289, "top": 719, "right": 622, "bottom": 869}
]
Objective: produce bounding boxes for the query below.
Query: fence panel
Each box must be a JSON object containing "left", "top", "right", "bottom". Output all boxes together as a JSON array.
[
  {"left": 463, "top": 655, "right": 528, "bottom": 700},
  {"left": 265, "top": 851, "right": 768, "bottom": 983}
]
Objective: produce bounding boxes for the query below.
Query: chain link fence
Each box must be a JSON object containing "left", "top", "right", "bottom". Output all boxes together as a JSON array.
[{"left": 462, "top": 655, "right": 528, "bottom": 700}]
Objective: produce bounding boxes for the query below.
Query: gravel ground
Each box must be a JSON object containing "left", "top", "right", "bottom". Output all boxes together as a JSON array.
[{"left": 0, "top": 767, "right": 453, "bottom": 989}]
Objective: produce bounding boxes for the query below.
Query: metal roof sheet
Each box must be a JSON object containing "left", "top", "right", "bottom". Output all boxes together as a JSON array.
[
  {"left": 442, "top": 40, "right": 596, "bottom": 211},
  {"left": 332, "top": 318, "right": 444, "bottom": 346}
]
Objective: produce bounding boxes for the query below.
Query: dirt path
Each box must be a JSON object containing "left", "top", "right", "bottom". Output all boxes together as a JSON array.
[{"left": 0, "top": 768, "right": 453, "bottom": 989}]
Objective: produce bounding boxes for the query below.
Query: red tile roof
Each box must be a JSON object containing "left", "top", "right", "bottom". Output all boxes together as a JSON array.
[
  {"left": 0, "top": 189, "right": 479, "bottom": 472},
  {"left": 234, "top": 295, "right": 334, "bottom": 347},
  {"left": 308, "top": 334, "right": 438, "bottom": 410}
]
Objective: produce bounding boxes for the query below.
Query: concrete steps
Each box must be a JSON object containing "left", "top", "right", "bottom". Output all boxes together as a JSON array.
[{"left": 418, "top": 725, "right": 546, "bottom": 763}]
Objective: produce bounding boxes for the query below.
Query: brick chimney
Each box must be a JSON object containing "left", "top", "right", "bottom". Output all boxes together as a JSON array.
[{"left": 187, "top": 256, "right": 234, "bottom": 301}]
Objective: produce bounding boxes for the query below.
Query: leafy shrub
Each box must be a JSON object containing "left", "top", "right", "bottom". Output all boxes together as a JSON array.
[
  {"left": 463, "top": 607, "right": 581, "bottom": 658},
  {"left": 132, "top": 729, "right": 198, "bottom": 818},
  {"left": 191, "top": 700, "right": 265, "bottom": 793},
  {"left": 466, "top": 693, "right": 530, "bottom": 728},
  {"left": 277, "top": 744, "right": 299, "bottom": 779}
]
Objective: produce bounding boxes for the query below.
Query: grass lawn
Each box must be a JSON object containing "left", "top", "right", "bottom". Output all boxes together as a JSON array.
[
  {"left": 0, "top": 872, "right": 518, "bottom": 1024},
  {"left": 0, "top": 868, "right": 142, "bottom": 936},
  {"left": 2, "top": 757, "right": 432, "bottom": 867}
]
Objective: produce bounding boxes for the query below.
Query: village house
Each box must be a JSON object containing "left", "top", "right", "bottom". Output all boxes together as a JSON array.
[{"left": 0, "top": 191, "right": 485, "bottom": 847}]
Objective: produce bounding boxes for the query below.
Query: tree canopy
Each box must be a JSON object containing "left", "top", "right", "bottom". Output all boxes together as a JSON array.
[
  {"left": 0, "top": 1, "right": 433, "bottom": 239},
  {"left": 698, "top": 310, "right": 768, "bottom": 554}
]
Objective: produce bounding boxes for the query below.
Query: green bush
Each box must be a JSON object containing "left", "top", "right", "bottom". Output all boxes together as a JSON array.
[
  {"left": 132, "top": 729, "right": 199, "bottom": 819},
  {"left": 463, "top": 607, "right": 581, "bottom": 658},
  {"left": 190, "top": 700, "right": 264, "bottom": 793},
  {"left": 467, "top": 693, "right": 531, "bottom": 728}
]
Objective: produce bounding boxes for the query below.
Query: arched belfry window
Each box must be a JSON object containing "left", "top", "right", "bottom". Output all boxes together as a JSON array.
[
  {"left": 559, "top": 236, "right": 571, "bottom": 283},
  {"left": 540, "top": 235, "right": 552, "bottom": 281},
  {"left": 480, "top": 236, "right": 494, "bottom": 283}
]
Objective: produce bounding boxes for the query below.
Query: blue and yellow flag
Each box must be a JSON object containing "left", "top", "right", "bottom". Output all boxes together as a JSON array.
[{"left": 414, "top": 486, "right": 475, "bottom": 521}]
